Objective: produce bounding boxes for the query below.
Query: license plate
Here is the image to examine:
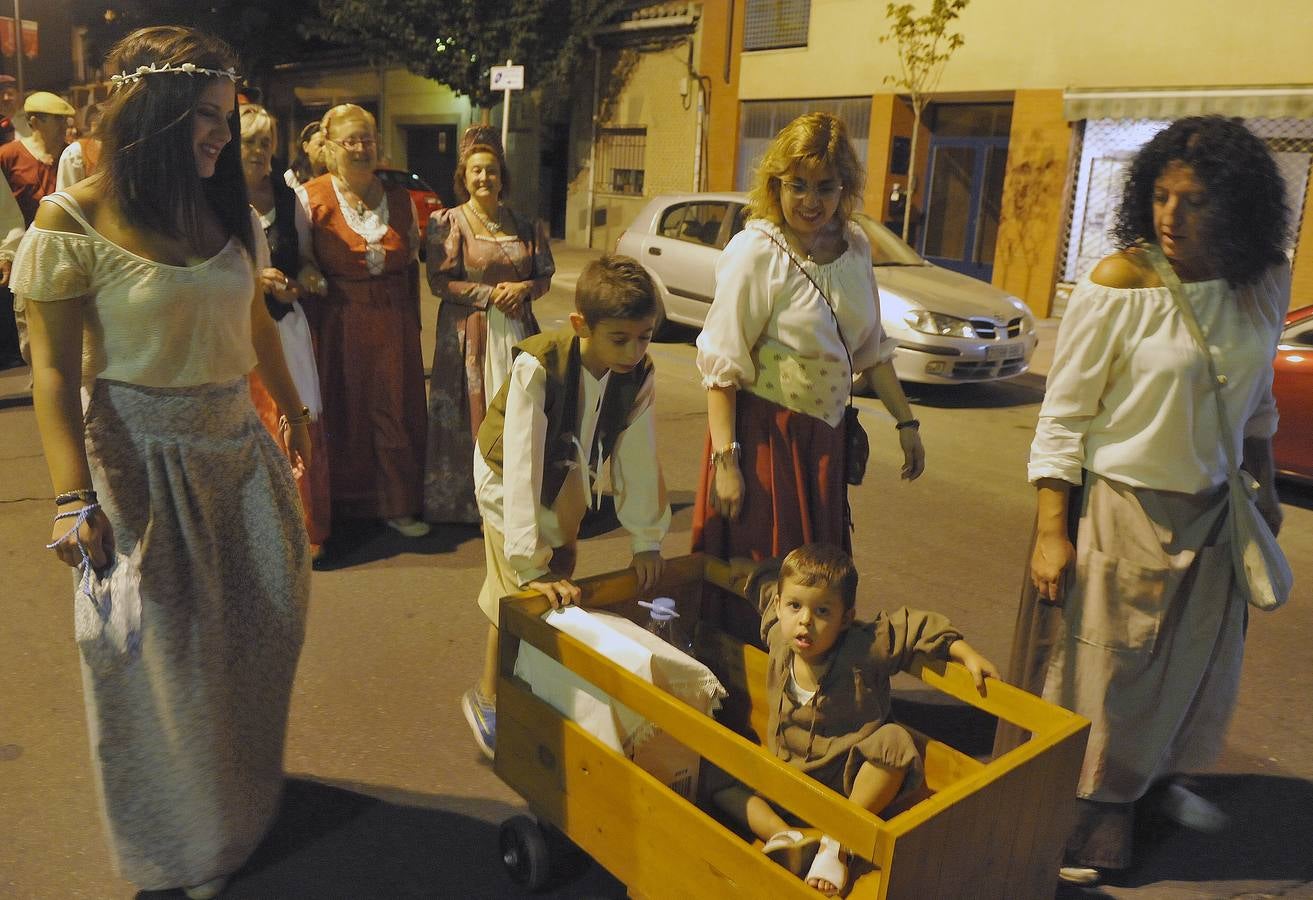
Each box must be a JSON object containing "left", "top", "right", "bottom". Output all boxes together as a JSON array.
[{"left": 986, "top": 342, "right": 1023, "bottom": 361}]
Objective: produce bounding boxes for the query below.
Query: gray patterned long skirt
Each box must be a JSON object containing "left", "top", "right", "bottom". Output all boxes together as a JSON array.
[{"left": 79, "top": 377, "right": 309, "bottom": 890}]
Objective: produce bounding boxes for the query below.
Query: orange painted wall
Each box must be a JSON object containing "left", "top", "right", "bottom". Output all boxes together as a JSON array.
[
  {"left": 698, "top": 0, "right": 744, "bottom": 191},
  {"left": 992, "top": 89, "right": 1074, "bottom": 316},
  {"left": 864, "top": 94, "right": 932, "bottom": 236}
]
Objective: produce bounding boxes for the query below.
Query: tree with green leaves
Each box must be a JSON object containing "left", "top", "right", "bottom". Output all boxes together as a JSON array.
[
  {"left": 306, "top": 0, "right": 625, "bottom": 115},
  {"left": 881, "top": 0, "right": 970, "bottom": 241}
]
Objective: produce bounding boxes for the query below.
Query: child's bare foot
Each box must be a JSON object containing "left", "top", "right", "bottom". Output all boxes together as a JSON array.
[{"left": 804, "top": 835, "right": 847, "bottom": 896}]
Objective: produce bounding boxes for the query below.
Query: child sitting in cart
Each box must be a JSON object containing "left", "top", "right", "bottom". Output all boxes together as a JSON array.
[
  {"left": 714, "top": 543, "right": 999, "bottom": 896},
  {"left": 461, "top": 254, "right": 671, "bottom": 760}
]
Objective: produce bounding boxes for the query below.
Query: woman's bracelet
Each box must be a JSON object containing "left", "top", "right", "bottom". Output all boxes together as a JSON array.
[
  {"left": 895, "top": 419, "right": 921, "bottom": 431},
  {"left": 281, "top": 405, "right": 313, "bottom": 427},
  {"left": 55, "top": 488, "right": 98, "bottom": 506},
  {"left": 709, "top": 441, "right": 742, "bottom": 469}
]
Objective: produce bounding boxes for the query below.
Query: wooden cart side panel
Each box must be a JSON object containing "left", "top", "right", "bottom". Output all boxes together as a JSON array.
[
  {"left": 496, "top": 677, "right": 831, "bottom": 900},
  {"left": 500, "top": 601, "right": 889, "bottom": 858},
  {"left": 879, "top": 729, "right": 1088, "bottom": 900}
]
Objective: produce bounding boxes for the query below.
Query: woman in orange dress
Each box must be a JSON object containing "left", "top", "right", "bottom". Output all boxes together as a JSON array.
[{"left": 295, "top": 103, "right": 428, "bottom": 538}]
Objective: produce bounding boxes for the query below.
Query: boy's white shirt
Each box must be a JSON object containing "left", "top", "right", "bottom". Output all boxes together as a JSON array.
[{"left": 474, "top": 349, "right": 670, "bottom": 585}]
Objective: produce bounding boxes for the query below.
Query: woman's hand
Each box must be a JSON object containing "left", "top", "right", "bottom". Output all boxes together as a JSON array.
[
  {"left": 298, "top": 265, "right": 328, "bottom": 297},
  {"left": 711, "top": 460, "right": 745, "bottom": 521},
  {"left": 490, "top": 281, "right": 532, "bottom": 317},
  {"left": 898, "top": 426, "right": 925, "bottom": 480},
  {"left": 49, "top": 503, "right": 115, "bottom": 571},
  {"left": 281, "top": 420, "right": 312, "bottom": 478},
  {"left": 1031, "top": 530, "right": 1075, "bottom": 604},
  {"left": 260, "top": 267, "right": 299, "bottom": 306}
]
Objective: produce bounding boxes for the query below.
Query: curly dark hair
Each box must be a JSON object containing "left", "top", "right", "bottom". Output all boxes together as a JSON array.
[{"left": 1112, "top": 116, "right": 1288, "bottom": 286}]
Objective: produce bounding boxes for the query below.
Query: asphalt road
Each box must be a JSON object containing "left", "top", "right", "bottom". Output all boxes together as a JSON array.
[{"left": 1, "top": 248, "right": 1311, "bottom": 899}]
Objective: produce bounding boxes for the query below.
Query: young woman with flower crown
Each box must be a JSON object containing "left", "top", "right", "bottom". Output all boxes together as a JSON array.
[{"left": 18, "top": 26, "right": 309, "bottom": 899}]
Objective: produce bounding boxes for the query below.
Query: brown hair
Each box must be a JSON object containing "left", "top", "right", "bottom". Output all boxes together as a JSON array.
[
  {"left": 746, "top": 112, "right": 865, "bottom": 228},
  {"left": 779, "top": 543, "right": 859, "bottom": 611},
  {"left": 575, "top": 254, "right": 657, "bottom": 327}
]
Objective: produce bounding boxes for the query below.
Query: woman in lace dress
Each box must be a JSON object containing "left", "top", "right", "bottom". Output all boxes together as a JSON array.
[
  {"left": 21, "top": 26, "right": 309, "bottom": 899},
  {"left": 692, "top": 113, "right": 924, "bottom": 633},
  {"left": 296, "top": 103, "right": 428, "bottom": 539},
  {"left": 423, "top": 125, "right": 553, "bottom": 523}
]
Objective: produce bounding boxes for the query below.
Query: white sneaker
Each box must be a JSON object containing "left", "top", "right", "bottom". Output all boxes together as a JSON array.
[
  {"left": 1160, "top": 783, "right": 1229, "bottom": 833},
  {"left": 385, "top": 516, "right": 431, "bottom": 538}
]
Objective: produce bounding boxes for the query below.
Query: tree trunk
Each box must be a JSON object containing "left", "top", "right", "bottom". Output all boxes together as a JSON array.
[{"left": 902, "top": 104, "right": 922, "bottom": 243}]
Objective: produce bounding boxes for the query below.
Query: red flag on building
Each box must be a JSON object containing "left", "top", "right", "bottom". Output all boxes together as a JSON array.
[
  {"left": 0, "top": 18, "right": 36, "bottom": 58},
  {"left": 20, "top": 19, "right": 36, "bottom": 59},
  {"left": 0, "top": 19, "right": 14, "bottom": 58}
]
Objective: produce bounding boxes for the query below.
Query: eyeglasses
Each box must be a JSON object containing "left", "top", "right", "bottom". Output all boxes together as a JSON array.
[
  {"left": 777, "top": 178, "right": 844, "bottom": 201},
  {"left": 328, "top": 137, "right": 377, "bottom": 151}
]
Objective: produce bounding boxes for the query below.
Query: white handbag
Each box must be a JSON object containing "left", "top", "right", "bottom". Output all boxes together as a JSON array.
[{"left": 1143, "top": 243, "right": 1292, "bottom": 611}]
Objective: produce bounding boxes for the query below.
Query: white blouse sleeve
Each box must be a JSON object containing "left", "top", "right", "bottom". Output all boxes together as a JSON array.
[
  {"left": 292, "top": 184, "right": 316, "bottom": 271},
  {"left": 695, "top": 228, "right": 779, "bottom": 388},
  {"left": 9, "top": 226, "right": 95, "bottom": 301},
  {"left": 847, "top": 226, "right": 897, "bottom": 371},
  {"left": 610, "top": 366, "right": 671, "bottom": 553},
  {"left": 1243, "top": 263, "right": 1291, "bottom": 439},
  {"left": 251, "top": 207, "right": 271, "bottom": 271},
  {"left": 501, "top": 353, "right": 555, "bottom": 585},
  {"left": 55, "top": 142, "right": 84, "bottom": 192},
  {"left": 0, "top": 181, "right": 24, "bottom": 261},
  {"left": 1028, "top": 280, "right": 1125, "bottom": 484}
]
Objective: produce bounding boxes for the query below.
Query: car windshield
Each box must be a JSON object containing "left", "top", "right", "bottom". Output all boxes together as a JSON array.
[{"left": 854, "top": 215, "right": 927, "bottom": 266}]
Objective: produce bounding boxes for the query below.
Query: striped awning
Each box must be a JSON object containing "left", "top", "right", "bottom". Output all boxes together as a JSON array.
[{"left": 1063, "top": 85, "right": 1313, "bottom": 121}]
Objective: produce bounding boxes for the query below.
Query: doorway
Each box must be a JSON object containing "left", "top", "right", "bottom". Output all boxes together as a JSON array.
[
  {"left": 404, "top": 124, "right": 459, "bottom": 208},
  {"left": 918, "top": 103, "right": 1011, "bottom": 282}
]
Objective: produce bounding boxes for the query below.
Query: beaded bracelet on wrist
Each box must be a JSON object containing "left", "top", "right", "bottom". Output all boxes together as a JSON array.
[
  {"left": 709, "top": 441, "right": 742, "bottom": 469},
  {"left": 55, "top": 489, "right": 98, "bottom": 506},
  {"left": 895, "top": 419, "right": 921, "bottom": 431}
]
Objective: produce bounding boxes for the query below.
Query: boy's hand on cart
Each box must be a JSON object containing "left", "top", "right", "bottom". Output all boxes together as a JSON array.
[
  {"left": 630, "top": 551, "right": 664, "bottom": 591},
  {"left": 948, "top": 639, "right": 1000, "bottom": 695},
  {"left": 529, "top": 576, "right": 581, "bottom": 610}
]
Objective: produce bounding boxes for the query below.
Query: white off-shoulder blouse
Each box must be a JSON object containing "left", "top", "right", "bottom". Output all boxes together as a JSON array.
[
  {"left": 10, "top": 192, "right": 258, "bottom": 388},
  {"left": 695, "top": 219, "right": 895, "bottom": 426},
  {"left": 1028, "top": 264, "right": 1289, "bottom": 494}
]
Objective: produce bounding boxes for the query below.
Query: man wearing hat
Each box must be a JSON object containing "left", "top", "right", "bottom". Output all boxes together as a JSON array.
[
  {"left": 0, "top": 75, "right": 18, "bottom": 146},
  {"left": 0, "top": 91, "right": 73, "bottom": 369}
]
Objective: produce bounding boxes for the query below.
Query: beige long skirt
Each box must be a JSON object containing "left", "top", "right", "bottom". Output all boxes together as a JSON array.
[
  {"left": 1012, "top": 473, "right": 1244, "bottom": 806},
  {"left": 80, "top": 378, "right": 309, "bottom": 890}
]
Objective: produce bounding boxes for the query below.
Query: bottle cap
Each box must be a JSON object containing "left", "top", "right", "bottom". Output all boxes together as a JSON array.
[{"left": 638, "top": 597, "right": 679, "bottom": 621}]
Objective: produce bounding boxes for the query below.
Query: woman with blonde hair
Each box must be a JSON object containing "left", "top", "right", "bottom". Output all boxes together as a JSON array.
[
  {"left": 19, "top": 25, "right": 309, "bottom": 898},
  {"left": 693, "top": 112, "right": 924, "bottom": 603},
  {"left": 296, "top": 102, "right": 429, "bottom": 540},
  {"left": 422, "top": 124, "right": 553, "bottom": 523},
  {"left": 240, "top": 102, "right": 332, "bottom": 561}
]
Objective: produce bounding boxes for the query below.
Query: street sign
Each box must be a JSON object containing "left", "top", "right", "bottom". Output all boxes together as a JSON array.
[{"left": 490, "top": 65, "right": 524, "bottom": 91}]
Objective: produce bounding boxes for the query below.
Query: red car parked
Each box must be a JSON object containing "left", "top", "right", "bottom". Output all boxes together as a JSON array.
[
  {"left": 1273, "top": 304, "right": 1313, "bottom": 484},
  {"left": 376, "top": 167, "right": 444, "bottom": 221}
]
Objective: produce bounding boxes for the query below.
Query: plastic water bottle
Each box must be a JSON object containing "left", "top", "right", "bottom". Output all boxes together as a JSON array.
[{"left": 640, "top": 597, "right": 693, "bottom": 654}]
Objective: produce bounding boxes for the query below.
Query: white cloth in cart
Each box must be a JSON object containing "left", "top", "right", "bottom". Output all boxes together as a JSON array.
[{"left": 514, "top": 606, "right": 727, "bottom": 753}]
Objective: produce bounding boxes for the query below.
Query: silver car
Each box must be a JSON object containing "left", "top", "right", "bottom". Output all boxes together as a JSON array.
[{"left": 616, "top": 192, "right": 1038, "bottom": 384}]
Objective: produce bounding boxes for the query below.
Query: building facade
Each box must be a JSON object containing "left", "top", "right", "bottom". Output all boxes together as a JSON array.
[{"left": 695, "top": 0, "right": 1313, "bottom": 315}]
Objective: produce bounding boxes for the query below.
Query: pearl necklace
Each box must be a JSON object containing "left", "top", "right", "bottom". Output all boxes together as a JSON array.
[
  {"left": 466, "top": 200, "right": 505, "bottom": 235},
  {"left": 335, "top": 176, "right": 378, "bottom": 216}
]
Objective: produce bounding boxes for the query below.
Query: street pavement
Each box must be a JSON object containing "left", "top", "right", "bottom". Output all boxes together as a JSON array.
[{"left": 1, "top": 244, "right": 1311, "bottom": 899}]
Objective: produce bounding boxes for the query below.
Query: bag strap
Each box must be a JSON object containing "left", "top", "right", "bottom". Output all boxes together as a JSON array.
[
  {"left": 1139, "top": 241, "right": 1239, "bottom": 476},
  {"left": 759, "top": 226, "right": 856, "bottom": 409}
]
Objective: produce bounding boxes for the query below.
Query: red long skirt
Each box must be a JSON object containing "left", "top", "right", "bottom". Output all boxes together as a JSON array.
[{"left": 692, "top": 392, "right": 849, "bottom": 643}]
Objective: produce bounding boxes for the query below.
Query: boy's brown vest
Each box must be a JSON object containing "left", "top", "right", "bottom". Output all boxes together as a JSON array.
[{"left": 478, "top": 329, "right": 653, "bottom": 509}]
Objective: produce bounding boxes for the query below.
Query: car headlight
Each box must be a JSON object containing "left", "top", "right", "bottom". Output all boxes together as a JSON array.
[
  {"left": 1018, "top": 305, "right": 1038, "bottom": 335},
  {"left": 904, "top": 309, "right": 978, "bottom": 338}
]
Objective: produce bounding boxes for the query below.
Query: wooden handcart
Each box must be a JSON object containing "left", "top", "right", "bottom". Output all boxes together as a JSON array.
[{"left": 494, "top": 554, "right": 1090, "bottom": 899}]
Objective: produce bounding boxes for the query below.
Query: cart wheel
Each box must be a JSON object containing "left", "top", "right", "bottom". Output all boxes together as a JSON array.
[{"left": 500, "top": 815, "right": 551, "bottom": 890}]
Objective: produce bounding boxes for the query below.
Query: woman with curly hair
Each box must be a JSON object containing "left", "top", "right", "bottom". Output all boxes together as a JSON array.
[
  {"left": 692, "top": 112, "right": 923, "bottom": 634},
  {"left": 998, "top": 116, "right": 1290, "bottom": 884}
]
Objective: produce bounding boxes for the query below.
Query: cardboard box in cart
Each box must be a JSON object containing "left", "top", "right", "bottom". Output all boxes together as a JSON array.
[{"left": 632, "top": 728, "right": 699, "bottom": 801}]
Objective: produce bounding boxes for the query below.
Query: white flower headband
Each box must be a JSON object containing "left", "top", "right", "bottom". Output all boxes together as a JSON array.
[{"left": 110, "top": 62, "right": 240, "bottom": 89}]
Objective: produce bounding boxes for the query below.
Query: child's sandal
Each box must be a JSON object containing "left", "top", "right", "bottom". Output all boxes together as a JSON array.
[
  {"left": 804, "top": 834, "right": 848, "bottom": 896},
  {"left": 761, "top": 829, "right": 820, "bottom": 876}
]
